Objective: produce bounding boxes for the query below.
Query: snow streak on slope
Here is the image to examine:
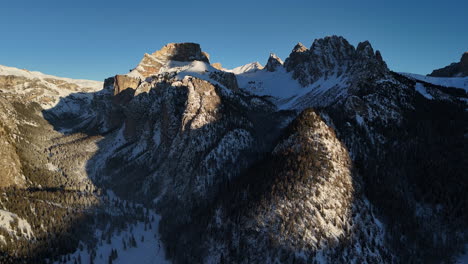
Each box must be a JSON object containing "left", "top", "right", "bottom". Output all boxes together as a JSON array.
[
  {"left": 139, "top": 60, "right": 223, "bottom": 86},
  {"left": 236, "top": 68, "right": 348, "bottom": 109},
  {"left": 236, "top": 68, "right": 301, "bottom": 98},
  {"left": 414, "top": 83, "right": 433, "bottom": 99},
  {"left": 228, "top": 62, "right": 263, "bottom": 74},
  {"left": 401, "top": 73, "right": 468, "bottom": 92},
  {"left": 167, "top": 61, "right": 215, "bottom": 80}
]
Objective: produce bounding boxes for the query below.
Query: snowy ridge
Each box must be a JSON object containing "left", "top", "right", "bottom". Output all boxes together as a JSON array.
[
  {"left": 401, "top": 72, "right": 468, "bottom": 92},
  {"left": 162, "top": 60, "right": 216, "bottom": 81},
  {"left": 0, "top": 65, "right": 102, "bottom": 109},
  {"left": 228, "top": 62, "right": 263, "bottom": 74},
  {"left": 0, "top": 65, "right": 102, "bottom": 88}
]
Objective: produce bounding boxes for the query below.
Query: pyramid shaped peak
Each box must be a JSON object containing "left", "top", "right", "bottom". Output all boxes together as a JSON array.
[
  {"left": 265, "top": 53, "right": 284, "bottom": 72},
  {"left": 292, "top": 42, "right": 308, "bottom": 53},
  {"left": 269, "top": 52, "right": 282, "bottom": 59}
]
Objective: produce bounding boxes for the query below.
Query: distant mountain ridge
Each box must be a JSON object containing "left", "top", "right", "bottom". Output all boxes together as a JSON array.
[{"left": 429, "top": 52, "right": 468, "bottom": 77}]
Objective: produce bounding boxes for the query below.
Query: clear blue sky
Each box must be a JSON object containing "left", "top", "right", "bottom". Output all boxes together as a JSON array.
[{"left": 1, "top": 0, "right": 467, "bottom": 81}]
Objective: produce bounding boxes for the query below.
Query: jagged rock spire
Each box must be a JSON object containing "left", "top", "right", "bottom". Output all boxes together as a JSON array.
[
  {"left": 283, "top": 36, "right": 389, "bottom": 87},
  {"left": 292, "top": 42, "right": 308, "bottom": 53},
  {"left": 356, "top": 40, "right": 374, "bottom": 57},
  {"left": 265, "top": 53, "right": 284, "bottom": 72},
  {"left": 113, "top": 43, "right": 212, "bottom": 95}
]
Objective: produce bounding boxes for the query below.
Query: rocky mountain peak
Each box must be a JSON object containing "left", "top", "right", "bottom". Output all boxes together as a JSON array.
[
  {"left": 211, "top": 62, "right": 223, "bottom": 70},
  {"left": 112, "top": 43, "right": 215, "bottom": 95},
  {"left": 284, "top": 36, "right": 389, "bottom": 88},
  {"left": 355, "top": 41, "right": 386, "bottom": 66},
  {"left": 429, "top": 51, "right": 468, "bottom": 77},
  {"left": 113, "top": 75, "right": 141, "bottom": 96},
  {"left": 265, "top": 53, "right": 284, "bottom": 72},
  {"left": 356, "top": 40, "right": 374, "bottom": 57},
  {"left": 292, "top": 42, "right": 308, "bottom": 53},
  {"left": 152, "top": 42, "right": 210, "bottom": 63},
  {"left": 125, "top": 43, "right": 210, "bottom": 79},
  {"left": 284, "top": 43, "right": 310, "bottom": 77},
  {"left": 310, "top": 35, "right": 355, "bottom": 58}
]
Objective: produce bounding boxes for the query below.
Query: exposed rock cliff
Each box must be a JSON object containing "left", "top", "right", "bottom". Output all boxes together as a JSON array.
[
  {"left": 265, "top": 53, "right": 284, "bottom": 72},
  {"left": 113, "top": 74, "right": 141, "bottom": 95}
]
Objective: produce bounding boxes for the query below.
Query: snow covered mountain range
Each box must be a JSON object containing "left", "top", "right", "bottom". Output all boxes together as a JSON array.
[{"left": 0, "top": 36, "right": 466, "bottom": 264}]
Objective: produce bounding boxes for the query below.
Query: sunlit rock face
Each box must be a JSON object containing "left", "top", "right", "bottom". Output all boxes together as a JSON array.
[
  {"left": 130, "top": 42, "right": 211, "bottom": 79},
  {"left": 211, "top": 62, "right": 223, "bottom": 70},
  {"left": 113, "top": 74, "right": 141, "bottom": 95},
  {"left": 266, "top": 110, "right": 356, "bottom": 248},
  {"left": 265, "top": 53, "right": 284, "bottom": 72},
  {"left": 153, "top": 42, "right": 210, "bottom": 63},
  {"left": 113, "top": 42, "right": 239, "bottom": 96},
  {"left": 0, "top": 99, "right": 25, "bottom": 188}
]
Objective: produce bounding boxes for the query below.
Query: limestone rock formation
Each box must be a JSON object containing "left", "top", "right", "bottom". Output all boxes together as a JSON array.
[
  {"left": 265, "top": 53, "right": 284, "bottom": 72},
  {"left": 284, "top": 43, "right": 310, "bottom": 84},
  {"left": 153, "top": 43, "right": 210, "bottom": 63},
  {"left": 0, "top": 99, "right": 25, "bottom": 188},
  {"left": 111, "top": 43, "right": 238, "bottom": 97},
  {"left": 211, "top": 62, "right": 223, "bottom": 70},
  {"left": 113, "top": 74, "right": 141, "bottom": 95},
  {"left": 130, "top": 43, "right": 211, "bottom": 79},
  {"left": 285, "top": 36, "right": 389, "bottom": 87}
]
